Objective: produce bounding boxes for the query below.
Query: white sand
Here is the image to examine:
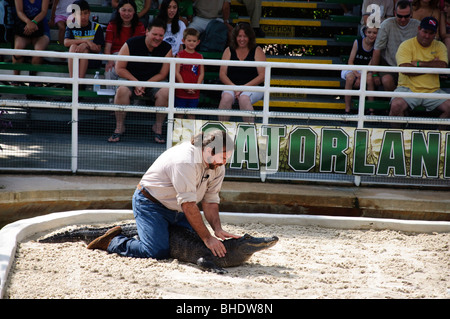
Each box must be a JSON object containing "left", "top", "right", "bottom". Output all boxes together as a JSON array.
[{"left": 5, "top": 222, "right": 450, "bottom": 299}]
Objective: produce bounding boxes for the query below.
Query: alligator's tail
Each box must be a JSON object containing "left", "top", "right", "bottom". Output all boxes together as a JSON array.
[{"left": 38, "top": 223, "right": 138, "bottom": 244}]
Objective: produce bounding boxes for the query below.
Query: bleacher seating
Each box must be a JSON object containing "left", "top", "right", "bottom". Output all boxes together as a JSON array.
[{"left": 0, "top": 0, "right": 380, "bottom": 113}]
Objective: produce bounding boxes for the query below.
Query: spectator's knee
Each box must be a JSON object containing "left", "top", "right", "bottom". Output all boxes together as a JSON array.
[
  {"left": 390, "top": 98, "right": 408, "bottom": 116},
  {"left": 219, "top": 92, "right": 234, "bottom": 107}
]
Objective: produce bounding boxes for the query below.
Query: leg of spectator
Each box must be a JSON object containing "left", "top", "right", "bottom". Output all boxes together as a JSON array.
[
  {"left": 437, "top": 99, "right": 450, "bottom": 118},
  {"left": 437, "top": 100, "right": 450, "bottom": 130},
  {"left": 153, "top": 87, "right": 169, "bottom": 144},
  {"left": 108, "top": 86, "right": 131, "bottom": 142},
  {"left": 381, "top": 74, "right": 396, "bottom": 91},
  {"left": 218, "top": 92, "right": 234, "bottom": 122},
  {"left": 238, "top": 94, "right": 255, "bottom": 123},
  {"left": 31, "top": 35, "right": 50, "bottom": 65},
  {"left": 389, "top": 97, "right": 409, "bottom": 128},
  {"left": 78, "top": 45, "right": 89, "bottom": 79},
  {"left": 389, "top": 97, "right": 409, "bottom": 117},
  {"left": 344, "top": 72, "right": 356, "bottom": 113},
  {"left": 56, "top": 21, "right": 66, "bottom": 45},
  {"left": 12, "top": 36, "right": 29, "bottom": 76},
  {"left": 241, "top": 0, "right": 264, "bottom": 37},
  {"left": 68, "top": 44, "right": 77, "bottom": 77}
]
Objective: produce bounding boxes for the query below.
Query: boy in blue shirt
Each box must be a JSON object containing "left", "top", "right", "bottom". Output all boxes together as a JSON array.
[{"left": 64, "top": 0, "right": 104, "bottom": 79}]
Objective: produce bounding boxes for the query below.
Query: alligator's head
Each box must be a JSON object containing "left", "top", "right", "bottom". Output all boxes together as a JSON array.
[{"left": 235, "top": 233, "right": 279, "bottom": 254}]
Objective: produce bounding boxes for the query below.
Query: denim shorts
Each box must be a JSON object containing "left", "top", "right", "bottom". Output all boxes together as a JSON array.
[{"left": 175, "top": 97, "right": 199, "bottom": 108}]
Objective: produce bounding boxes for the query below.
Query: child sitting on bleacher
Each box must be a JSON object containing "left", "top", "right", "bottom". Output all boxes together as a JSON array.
[
  {"left": 64, "top": 0, "right": 104, "bottom": 80},
  {"left": 49, "top": 0, "right": 74, "bottom": 45},
  {"left": 341, "top": 25, "right": 378, "bottom": 114}
]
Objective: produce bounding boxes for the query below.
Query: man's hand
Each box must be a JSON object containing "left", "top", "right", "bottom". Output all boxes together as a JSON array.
[
  {"left": 204, "top": 236, "right": 227, "bottom": 258},
  {"left": 214, "top": 228, "right": 240, "bottom": 241}
]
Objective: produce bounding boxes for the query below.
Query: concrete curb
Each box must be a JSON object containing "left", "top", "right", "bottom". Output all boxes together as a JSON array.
[{"left": 1, "top": 209, "right": 450, "bottom": 299}]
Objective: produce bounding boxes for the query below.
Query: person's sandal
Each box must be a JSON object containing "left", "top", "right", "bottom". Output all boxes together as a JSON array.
[
  {"left": 154, "top": 133, "right": 165, "bottom": 144},
  {"left": 108, "top": 132, "right": 124, "bottom": 143}
]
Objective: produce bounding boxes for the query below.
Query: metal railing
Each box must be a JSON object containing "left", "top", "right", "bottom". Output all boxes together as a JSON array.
[{"left": 0, "top": 49, "right": 449, "bottom": 187}]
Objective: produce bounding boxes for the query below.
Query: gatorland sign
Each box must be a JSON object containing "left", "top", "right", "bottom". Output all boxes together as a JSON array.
[{"left": 172, "top": 119, "right": 450, "bottom": 180}]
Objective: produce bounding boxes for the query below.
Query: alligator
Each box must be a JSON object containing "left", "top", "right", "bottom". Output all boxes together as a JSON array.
[{"left": 38, "top": 223, "right": 279, "bottom": 274}]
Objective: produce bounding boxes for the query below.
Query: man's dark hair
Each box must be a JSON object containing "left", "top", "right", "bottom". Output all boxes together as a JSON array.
[
  {"left": 191, "top": 129, "right": 234, "bottom": 155},
  {"left": 147, "top": 17, "right": 167, "bottom": 32},
  {"left": 72, "top": 0, "right": 90, "bottom": 12},
  {"left": 396, "top": 0, "right": 412, "bottom": 11}
]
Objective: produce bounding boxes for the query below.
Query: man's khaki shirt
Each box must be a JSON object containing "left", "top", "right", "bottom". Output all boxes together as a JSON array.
[{"left": 140, "top": 141, "right": 225, "bottom": 212}]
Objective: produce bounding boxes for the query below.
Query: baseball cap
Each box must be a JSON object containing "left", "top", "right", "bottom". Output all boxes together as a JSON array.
[{"left": 420, "top": 17, "right": 438, "bottom": 33}]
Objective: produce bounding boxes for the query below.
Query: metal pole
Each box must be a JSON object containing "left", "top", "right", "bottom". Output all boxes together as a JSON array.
[
  {"left": 71, "top": 57, "right": 79, "bottom": 173},
  {"left": 166, "top": 60, "right": 177, "bottom": 149}
]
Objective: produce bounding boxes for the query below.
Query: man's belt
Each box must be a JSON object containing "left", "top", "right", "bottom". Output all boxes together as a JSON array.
[{"left": 137, "top": 184, "right": 163, "bottom": 206}]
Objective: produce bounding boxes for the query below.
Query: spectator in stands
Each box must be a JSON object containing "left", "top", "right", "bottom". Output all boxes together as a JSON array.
[
  {"left": 104, "top": 0, "right": 146, "bottom": 91},
  {"left": 390, "top": 17, "right": 450, "bottom": 120},
  {"left": 12, "top": 0, "right": 50, "bottom": 81},
  {"left": 370, "top": 0, "right": 420, "bottom": 91},
  {"left": 236, "top": 0, "right": 265, "bottom": 37},
  {"left": 218, "top": 23, "right": 265, "bottom": 123},
  {"left": 341, "top": 26, "right": 379, "bottom": 114},
  {"left": 112, "top": 0, "right": 151, "bottom": 28},
  {"left": 109, "top": 18, "right": 172, "bottom": 143},
  {"left": 49, "top": 0, "right": 73, "bottom": 45},
  {"left": 64, "top": 0, "right": 104, "bottom": 80},
  {"left": 361, "top": 0, "right": 394, "bottom": 26},
  {"left": 157, "top": 0, "right": 186, "bottom": 56},
  {"left": 440, "top": 0, "right": 450, "bottom": 60},
  {"left": 188, "top": 0, "right": 232, "bottom": 34},
  {"left": 412, "top": 0, "right": 441, "bottom": 23},
  {"left": 175, "top": 28, "right": 204, "bottom": 119}
]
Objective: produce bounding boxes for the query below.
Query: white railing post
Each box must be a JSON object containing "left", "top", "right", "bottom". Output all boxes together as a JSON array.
[
  {"left": 166, "top": 60, "right": 177, "bottom": 149},
  {"left": 262, "top": 65, "right": 271, "bottom": 125},
  {"left": 71, "top": 56, "right": 79, "bottom": 173},
  {"left": 260, "top": 65, "right": 272, "bottom": 182},
  {"left": 354, "top": 69, "right": 368, "bottom": 187}
]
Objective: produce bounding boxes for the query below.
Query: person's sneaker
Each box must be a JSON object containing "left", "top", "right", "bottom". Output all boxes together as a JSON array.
[{"left": 87, "top": 226, "right": 122, "bottom": 250}]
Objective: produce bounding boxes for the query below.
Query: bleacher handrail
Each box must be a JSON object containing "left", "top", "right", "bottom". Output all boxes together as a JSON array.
[{"left": 1, "top": 48, "right": 450, "bottom": 186}]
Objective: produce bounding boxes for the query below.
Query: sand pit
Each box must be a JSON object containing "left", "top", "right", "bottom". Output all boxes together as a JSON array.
[{"left": 4, "top": 221, "right": 450, "bottom": 299}]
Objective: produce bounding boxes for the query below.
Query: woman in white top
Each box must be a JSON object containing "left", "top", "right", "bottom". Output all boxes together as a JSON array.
[{"left": 157, "top": 0, "right": 186, "bottom": 56}]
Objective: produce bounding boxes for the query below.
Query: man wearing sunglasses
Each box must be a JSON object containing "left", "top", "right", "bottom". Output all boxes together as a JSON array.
[{"left": 370, "top": 0, "right": 420, "bottom": 91}]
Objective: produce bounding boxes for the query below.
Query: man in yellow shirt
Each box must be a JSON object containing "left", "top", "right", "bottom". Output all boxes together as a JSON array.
[{"left": 390, "top": 17, "right": 450, "bottom": 119}]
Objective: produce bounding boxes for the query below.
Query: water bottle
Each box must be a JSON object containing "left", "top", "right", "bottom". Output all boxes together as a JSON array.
[{"left": 93, "top": 71, "right": 100, "bottom": 92}]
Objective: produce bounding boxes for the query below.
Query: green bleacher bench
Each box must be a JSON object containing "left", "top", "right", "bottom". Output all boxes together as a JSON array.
[
  {"left": 334, "top": 35, "right": 359, "bottom": 43},
  {"left": 0, "top": 42, "right": 68, "bottom": 51},
  {"left": 329, "top": 15, "right": 362, "bottom": 24},
  {"left": 0, "top": 84, "right": 101, "bottom": 97},
  {"left": 0, "top": 62, "right": 103, "bottom": 75}
]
